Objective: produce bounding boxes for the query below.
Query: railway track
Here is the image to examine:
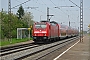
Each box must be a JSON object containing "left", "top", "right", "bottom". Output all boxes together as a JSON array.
[
  {"left": 1, "top": 43, "right": 36, "bottom": 52},
  {"left": 0, "top": 44, "right": 40, "bottom": 56},
  {"left": 22, "top": 36, "right": 79, "bottom": 60},
  {"left": 1, "top": 36, "right": 79, "bottom": 60},
  {"left": 34, "top": 37, "right": 79, "bottom": 60},
  {"left": 0, "top": 42, "right": 45, "bottom": 56}
]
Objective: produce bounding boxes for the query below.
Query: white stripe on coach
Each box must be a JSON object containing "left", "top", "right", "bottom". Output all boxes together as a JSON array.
[{"left": 34, "top": 31, "right": 47, "bottom": 33}]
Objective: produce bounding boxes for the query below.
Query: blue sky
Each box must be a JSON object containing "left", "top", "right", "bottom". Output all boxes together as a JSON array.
[{"left": 0, "top": 0, "right": 90, "bottom": 31}]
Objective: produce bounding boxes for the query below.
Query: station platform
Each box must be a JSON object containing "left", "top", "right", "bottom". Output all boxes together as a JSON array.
[{"left": 55, "top": 34, "right": 90, "bottom": 60}]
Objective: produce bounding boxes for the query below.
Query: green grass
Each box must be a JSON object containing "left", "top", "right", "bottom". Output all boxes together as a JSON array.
[
  {"left": 88, "top": 33, "right": 90, "bottom": 36},
  {"left": 0, "top": 38, "right": 33, "bottom": 46}
]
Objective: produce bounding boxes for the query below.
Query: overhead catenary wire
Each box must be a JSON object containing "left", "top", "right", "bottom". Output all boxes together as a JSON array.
[
  {"left": 51, "top": 0, "right": 78, "bottom": 22},
  {"left": 49, "top": 0, "right": 56, "bottom": 6},
  {"left": 63, "top": 0, "right": 76, "bottom": 21},
  {"left": 49, "top": 0, "right": 70, "bottom": 16},
  {"left": 49, "top": 0, "right": 72, "bottom": 22},
  {"left": 11, "top": 0, "right": 31, "bottom": 9},
  {"left": 14, "top": 0, "right": 46, "bottom": 14},
  {"left": 50, "top": 0, "right": 79, "bottom": 27},
  {"left": 69, "top": 0, "right": 80, "bottom": 8},
  {"left": 34, "top": 0, "right": 62, "bottom": 20},
  {"left": 33, "top": 0, "right": 70, "bottom": 20},
  {"left": 40, "top": 0, "right": 75, "bottom": 21},
  {"left": 40, "top": 0, "right": 64, "bottom": 19},
  {"left": 12, "top": 0, "right": 78, "bottom": 22}
]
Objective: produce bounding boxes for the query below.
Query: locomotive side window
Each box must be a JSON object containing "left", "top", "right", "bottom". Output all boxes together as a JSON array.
[{"left": 35, "top": 24, "right": 47, "bottom": 28}]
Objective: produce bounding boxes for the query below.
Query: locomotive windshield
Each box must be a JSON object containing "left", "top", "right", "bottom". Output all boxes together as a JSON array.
[{"left": 35, "top": 24, "right": 47, "bottom": 28}]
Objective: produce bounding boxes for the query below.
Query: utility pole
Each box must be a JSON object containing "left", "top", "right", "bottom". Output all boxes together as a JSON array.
[
  {"left": 40, "top": 15, "right": 42, "bottom": 21},
  {"left": 28, "top": 12, "right": 30, "bottom": 40},
  {"left": 68, "top": 15, "right": 70, "bottom": 27},
  {"left": 69, "top": 21, "right": 70, "bottom": 27},
  {"left": 69, "top": 0, "right": 83, "bottom": 42},
  {"left": 47, "top": 7, "right": 49, "bottom": 21},
  {"left": 80, "top": 0, "right": 83, "bottom": 42},
  {"left": 47, "top": 7, "right": 54, "bottom": 22},
  {"left": 8, "top": 0, "right": 12, "bottom": 43}
]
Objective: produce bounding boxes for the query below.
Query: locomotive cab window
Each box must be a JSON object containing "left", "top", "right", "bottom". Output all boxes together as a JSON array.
[{"left": 35, "top": 24, "right": 47, "bottom": 28}]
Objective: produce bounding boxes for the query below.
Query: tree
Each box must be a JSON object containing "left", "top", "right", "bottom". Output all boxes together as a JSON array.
[
  {"left": 0, "top": 10, "right": 28, "bottom": 39},
  {"left": 16, "top": 5, "right": 24, "bottom": 19},
  {"left": 21, "top": 11, "right": 34, "bottom": 37},
  {"left": 22, "top": 11, "right": 34, "bottom": 27}
]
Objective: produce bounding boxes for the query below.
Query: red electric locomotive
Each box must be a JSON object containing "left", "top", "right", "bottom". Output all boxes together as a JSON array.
[
  {"left": 32, "top": 21, "right": 59, "bottom": 42},
  {"left": 32, "top": 21, "right": 50, "bottom": 42}
]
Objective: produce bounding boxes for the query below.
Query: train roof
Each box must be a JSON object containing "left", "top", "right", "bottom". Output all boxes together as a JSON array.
[
  {"left": 34, "top": 21, "right": 78, "bottom": 30},
  {"left": 40, "top": 20, "right": 49, "bottom": 22},
  {"left": 34, "top": 21, "right": 50, "bottom": 25},
  {"left": 50, "top": 21, "right": 58, "bottom": 24}
]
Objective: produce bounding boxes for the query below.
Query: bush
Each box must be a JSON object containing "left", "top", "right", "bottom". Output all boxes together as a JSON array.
[
  {"left": 11, "top": 30, "right": 17, "bottom": 38},
  {"left": 1, "top": 30, "right": 4, "bottom": 39}
]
